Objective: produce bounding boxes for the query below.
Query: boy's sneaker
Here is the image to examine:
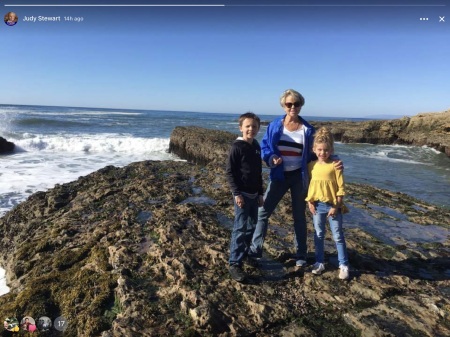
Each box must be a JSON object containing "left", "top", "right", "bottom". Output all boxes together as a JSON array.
[
  {"left": 229, "top": 264, "right": 246, "bottom": 282},
  {"left": 311, "top": 262, "right": 325, "bottom": 275},
  {"left": 339, "top": 265, "right": 350, "bottom": 280},
  {"left": 247, "top": 250, "right": 262, "bottom": 259},
  {"left": 295, "top": 259, "right": 307, "bottom": 267},
  {"left": 245, "top": 255, "right": 260, "bottom": 268}
]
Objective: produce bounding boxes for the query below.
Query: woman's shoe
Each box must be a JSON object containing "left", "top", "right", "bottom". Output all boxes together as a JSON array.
[{"left": 311, "top": 262, "right": 325, "bottom": 275}]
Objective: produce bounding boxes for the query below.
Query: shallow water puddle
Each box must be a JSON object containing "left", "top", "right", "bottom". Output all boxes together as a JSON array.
[
  {"left": 192, "top": 187, "right": 203, "bottom": 195},
  {"left": 367, "top": 204, "right": 409, "bottom": 221},
  {"left": 136, "top": 211, "right": 152, "bottom": 224},
  {"left": 256, "top": 254, "right": 286, "bottom": 281},
  {"left": 181, "top": 180, "right": 216, "bottom": 205},
  {"left": 179, "top": 196, "right": 216, "bottom": 205},
  {"left": 217, "top": 212, "right": 233, "bottom": 230},
  {"left": 345, "top": 205, "right": 449, "bottom": 245}
]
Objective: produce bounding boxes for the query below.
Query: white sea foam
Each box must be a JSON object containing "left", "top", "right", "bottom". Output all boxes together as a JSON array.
[
  {"left": 421, "top": 145, "right": 442, "bottom": 154},
  {"left": 14, "top": 134, "right": 169, "bottom": 154},
  {"left": 0, "top": 108, "right": 143, "bottom": 116},
  {"left": 30, "top": 111, "right": 143, "bottom": 116},
  {"left": 340, "top": 143, "right": 439, "bottom": 166},
  {"left": 352, "top": 151, "right": 428, "bottom": 165},
  {"left": 0, "top": 268, "right": 10, "bottom": 297}
]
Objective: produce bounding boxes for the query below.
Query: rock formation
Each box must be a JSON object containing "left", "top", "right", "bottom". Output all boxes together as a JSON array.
[
  {"left": 310, "top": 110, "right": 450, "bottom": 157},
  {"left": 0, "top": 137, "right": 15, "bottom": 154},
  {"left": 0, "top": 127, "right": 448, "bottom": 337},
  {"left": 169, "top": 126, "right": 237, "bottom": 166}
]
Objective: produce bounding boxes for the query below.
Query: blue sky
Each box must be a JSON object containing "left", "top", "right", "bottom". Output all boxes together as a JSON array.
[{"left": 1, "top": 0, "right": 449, "bottom": 117}]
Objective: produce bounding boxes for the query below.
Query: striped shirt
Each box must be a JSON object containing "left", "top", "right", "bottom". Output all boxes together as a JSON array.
[{"left": 278, "top": 126, "right": 305, "bottom": 171}]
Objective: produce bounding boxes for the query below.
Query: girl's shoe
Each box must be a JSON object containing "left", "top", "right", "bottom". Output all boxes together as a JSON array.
[
  {"left": 311, "top": 262, "right": 325, "bottom": 275},
  {"left": 339, "top": 265, "right": 350, "bottom": 280}
]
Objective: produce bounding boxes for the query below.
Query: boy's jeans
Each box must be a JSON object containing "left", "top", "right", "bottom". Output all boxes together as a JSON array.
[
  {"left": 229, "top": 194, "right": 259, "bottom": 266},
  {"left": 250, "top": 170, "right": 307, "bottom": 260},
  {"left": 313, "top": 201, "right": 349, "bottom": 266}
]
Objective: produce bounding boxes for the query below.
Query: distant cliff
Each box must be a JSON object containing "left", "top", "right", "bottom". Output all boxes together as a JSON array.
[{"left": 310, "top": 110, "right": 450, "bottom": 157}]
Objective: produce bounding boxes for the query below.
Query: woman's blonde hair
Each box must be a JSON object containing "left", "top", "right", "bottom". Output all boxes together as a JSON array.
[
  {"left": 280, "top": 89, "right": 305, "bottom": 108},
  {"left": 313, "top": 127, "right": 334, "bottom": 152}
]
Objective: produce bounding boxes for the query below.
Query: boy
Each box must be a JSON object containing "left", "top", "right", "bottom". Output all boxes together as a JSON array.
[{"left": 226, "top": 112, "right": 264, "bottom": 282}]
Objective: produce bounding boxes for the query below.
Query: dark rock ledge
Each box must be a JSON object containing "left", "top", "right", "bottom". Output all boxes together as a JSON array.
[
  {"left": 0, "top": 137, "right": 15, "bottom": 154},
  {"left": 0, "top": 127, "right": 448, "bottom": 337}
]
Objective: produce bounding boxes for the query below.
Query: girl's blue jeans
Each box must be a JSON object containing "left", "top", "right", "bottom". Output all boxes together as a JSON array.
[
  {"left": 313, "top": 201, "right": 349, "bottom": 266},
  {"left": 229, "top": 194, "right": 259, "bottom": 266}
]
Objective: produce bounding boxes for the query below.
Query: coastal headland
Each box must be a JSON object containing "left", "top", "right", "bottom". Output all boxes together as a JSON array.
[
  {"left": 0, "top": 119, "right": 449, "bottom": 336},
  {"left": 308, "top": 110, "right": 450, "bottom": 157}
]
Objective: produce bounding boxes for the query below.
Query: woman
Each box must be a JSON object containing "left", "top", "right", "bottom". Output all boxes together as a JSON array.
[
  {"left": 4, "top": 12, "right": 18, "bottom": 26},
  {"left": 249, "top": 89, "right": 341, "bottom": 267}
]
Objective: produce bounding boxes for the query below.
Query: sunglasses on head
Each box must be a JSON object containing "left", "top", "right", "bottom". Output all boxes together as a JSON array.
[{"left": 285, "top": 102, "right": 301, "bottom": 108}]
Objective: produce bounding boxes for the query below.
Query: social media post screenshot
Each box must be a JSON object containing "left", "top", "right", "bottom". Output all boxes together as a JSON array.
[{"left": 0, "top": 1, "right": 449, "bottom": 336}]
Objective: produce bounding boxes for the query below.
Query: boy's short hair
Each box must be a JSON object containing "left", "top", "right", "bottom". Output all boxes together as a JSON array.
[{"left": 238, "top": 112, "right": 260, "bottom": 127}]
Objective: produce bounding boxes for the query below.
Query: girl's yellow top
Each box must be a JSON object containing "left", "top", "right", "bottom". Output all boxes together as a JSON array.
[{"left": 305, "top": 160, "right": 346, "bottom": 208}]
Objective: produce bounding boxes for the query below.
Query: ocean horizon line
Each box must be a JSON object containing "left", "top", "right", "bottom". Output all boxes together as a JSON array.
[{"left": 0, "top": 103, "right": 409, "bottom": 120}]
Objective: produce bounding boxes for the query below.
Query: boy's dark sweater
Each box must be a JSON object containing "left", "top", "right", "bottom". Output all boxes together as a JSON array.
[{"left": 226, "top": 138, "right": 264, "bottom": 197}]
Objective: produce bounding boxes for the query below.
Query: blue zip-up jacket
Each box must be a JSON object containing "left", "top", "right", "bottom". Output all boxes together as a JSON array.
[{"left": 261, "top": 115, "right": 316, "bottom": 190}]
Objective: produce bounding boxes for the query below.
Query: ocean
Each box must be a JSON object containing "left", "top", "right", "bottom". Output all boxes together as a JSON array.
[{"left": 1, "top": 104, "right": 449, "bottom": 219}]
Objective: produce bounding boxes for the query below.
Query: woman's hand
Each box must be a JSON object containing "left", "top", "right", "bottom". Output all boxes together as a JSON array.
[
  {"left": 272, "top": 155, "right": 283, "bottom": 166},
  {"left": 333, "top": 159, "right": 344, "bottom": 171}
]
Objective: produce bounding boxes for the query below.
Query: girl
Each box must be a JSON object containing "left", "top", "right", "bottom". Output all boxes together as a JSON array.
[{"left": 305, "top": 127, "right": 349, "bottom": 280}]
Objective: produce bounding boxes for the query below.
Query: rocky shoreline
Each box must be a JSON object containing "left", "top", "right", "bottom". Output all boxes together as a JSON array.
[
  {"left": 309, "top": 110, "right": 450, "bottom": 157},
  {"left": 0, "top": 126, "right": 448, "bottom": 336}
]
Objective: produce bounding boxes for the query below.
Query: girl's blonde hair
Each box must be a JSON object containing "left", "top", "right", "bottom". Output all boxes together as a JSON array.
[{"left": 313, "top": 127, "right": 334, "bottom": 152}]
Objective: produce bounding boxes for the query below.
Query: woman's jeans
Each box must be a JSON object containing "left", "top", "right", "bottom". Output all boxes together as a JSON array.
[
  {"left": 250, "top": 169, "right": 307, "bottom": 260},
  {"left": 229, "top": 195, "right": 259, "bottom": 266},
  {"left": 313, "top": 201, "right": 349, "bottom": 266}
]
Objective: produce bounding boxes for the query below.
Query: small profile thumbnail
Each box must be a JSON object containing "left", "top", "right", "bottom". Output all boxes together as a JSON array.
[
  {"left": 37, "top": 316, "right": 52, "bottom": 332},
  {"left": 3, "top": 317, "right": 19, "bottom": 332},
  {"left": 4, "top": 12, "right": 18, "bottom": 26},
  {"left": 21, "top": 316, "right": 37, "bottom": 333}
]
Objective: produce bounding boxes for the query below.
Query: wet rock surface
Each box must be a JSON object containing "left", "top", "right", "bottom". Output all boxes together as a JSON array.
[{"left": 0, "top": 127, "right": 449, "bottom": 336}]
